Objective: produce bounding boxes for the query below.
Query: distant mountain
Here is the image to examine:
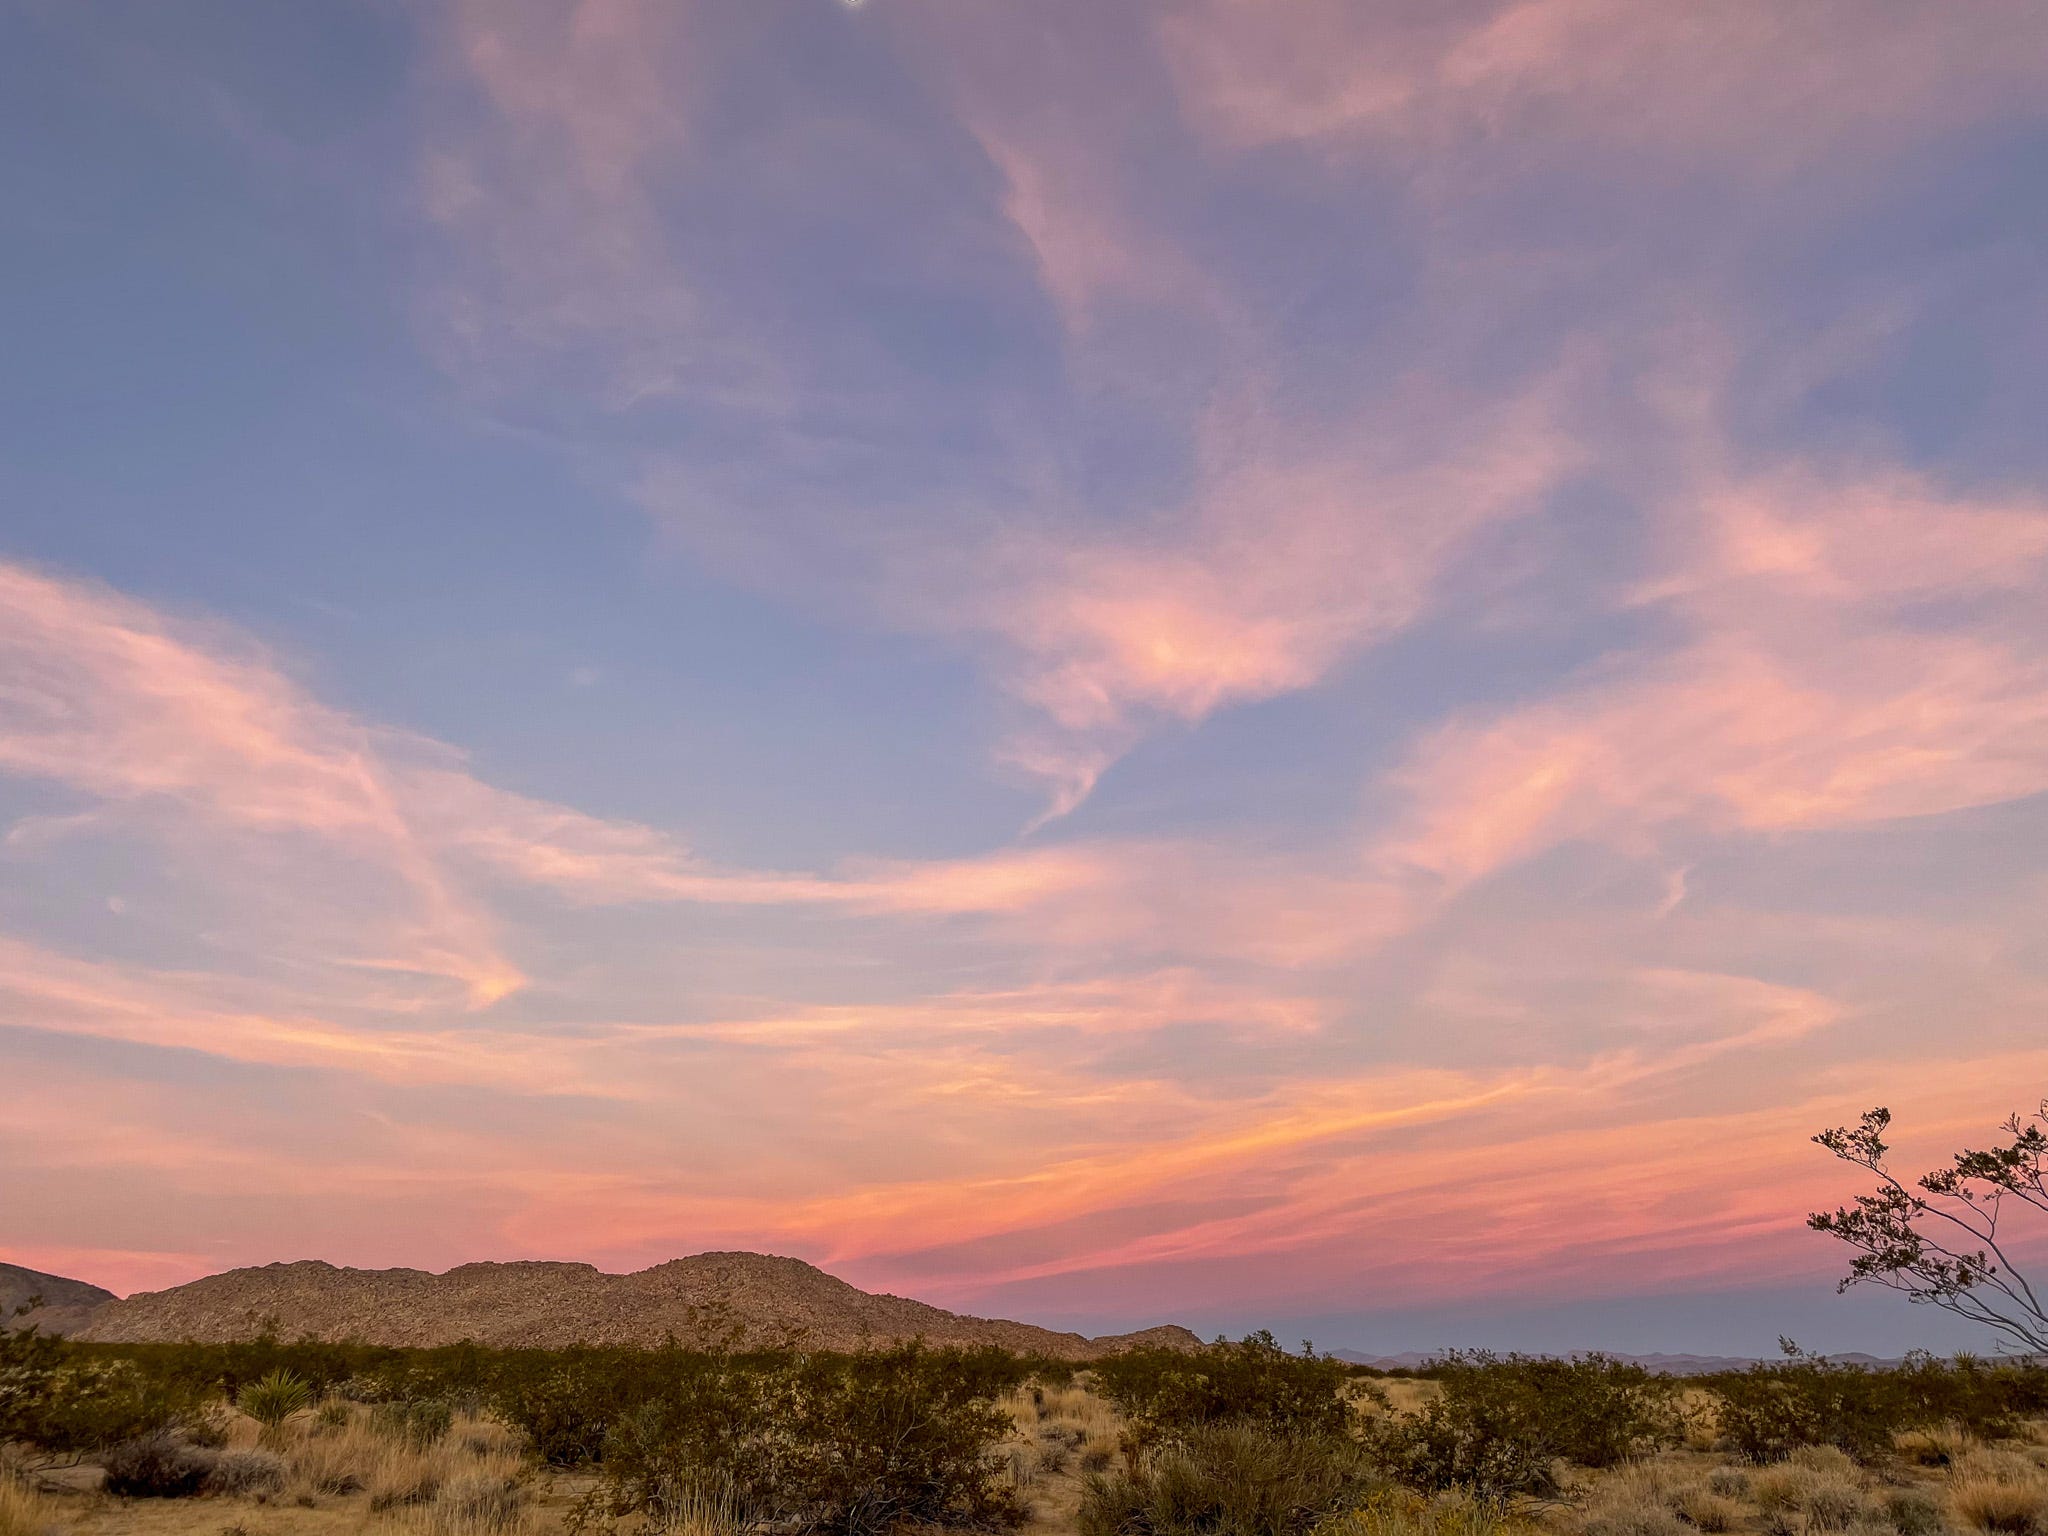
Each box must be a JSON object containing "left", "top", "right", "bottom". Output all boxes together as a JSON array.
[
  {"left": 1, "top": 1261, "right": 116, "bottom": 1336},
  {"left": 1330, "top": 1348, "right": 1908, "bottom": 1375},
  {"left": 77, "top": 1252, "right": 1202, "bottom": 1359}
]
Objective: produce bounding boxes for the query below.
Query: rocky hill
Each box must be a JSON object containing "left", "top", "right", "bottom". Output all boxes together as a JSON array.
[
  {"left": 76, "top": 1252, "right": 1201, "bottom": 1359},
  {"left": 1, "top": 1261, "right": 116, "bottom": 1336}
]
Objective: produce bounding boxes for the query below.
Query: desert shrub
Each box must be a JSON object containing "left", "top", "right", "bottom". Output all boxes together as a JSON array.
[
  {"left": 1708, "top": 1350, "right": 2046, "bottom": 1465},
  {"left": 1093, "top": 1334, "right": 1355, "bottom": 1440},
  {"left": 1705, "top": 1469, "right": 1751, "bottom": 1500},
  {"left": 1882, "top": 1489, "right": 1947, "bottom": 1536},
  {"left": 103, "top": 1430, "right": 218, "bottom": 1498},
  {"left": 590, "top": 1344, "right": 1023, "bottom": 1536},
  {"left": 1710, "top": 1353, "right": 1912, "bottom": 1463},
  {"left": 492, "top": 1365, "right": 620, "bottom": 1467},
  {"left": 182, "top": 1406, "right": 233, "bottom": 1448},
  {"left": 487, "top": 1368, "right": 663, "bottom": 1474},
  {"left": 1892, "top": 1358, "right": 2039, "bottom": 1443},
  {"left": 205, "top": 1448, "right": 288, "bottom": 1498},
  {"left": 1365, "top": 1354, "right": 1681, "bottom": 1498},
  {"left": 1078, "top": 1422, "right": 1374, "bottom": 1536},
  {"left": 377, "top": 1397, "right": 456, "bottom": 1449},
  {"left": 0, "top": 1325, "right": 187, "bottom": 1461}
]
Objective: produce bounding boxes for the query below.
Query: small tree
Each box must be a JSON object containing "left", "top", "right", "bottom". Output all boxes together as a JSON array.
[{"left": 1809, "top": 1102, "right": 2048, "bottom": 1353}]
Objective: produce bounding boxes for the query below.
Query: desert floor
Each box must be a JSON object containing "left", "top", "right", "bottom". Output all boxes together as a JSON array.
[{"left": 9, "top": 1379, "right": 2048, "bottom": 1536}]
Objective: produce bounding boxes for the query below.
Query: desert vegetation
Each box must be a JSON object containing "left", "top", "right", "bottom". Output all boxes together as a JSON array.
[{"left": 6, "top": 1317, "right": 2048, "bottom": 1536}]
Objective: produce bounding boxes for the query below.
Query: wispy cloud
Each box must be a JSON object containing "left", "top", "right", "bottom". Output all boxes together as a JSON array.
[{"left": 8, "top": 0, "right": 2047, "bottom": 1340}]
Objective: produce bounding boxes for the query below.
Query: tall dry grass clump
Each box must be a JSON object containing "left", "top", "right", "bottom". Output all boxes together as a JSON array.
[
  {"left": 1749, "top": 1446, "right": 1872, "bottom": 1535},
  {"left": 1002, "top": 1381, "right": 1125, "bottom": 1482},
  {"left": 264, "top": 1400, "right": 523, "bottom": 1511},
  {"left": 1319, "top": 1487, "right": 1531, "bottom": 1536},
  {"left": 405, "top": 1467, "right": 530, "bottom": 1536},
  {"left": 1899, "top": 1427, "right": 1983, "bottom": 1469},
  {"left": 0, "top": 1476, "right": 57, "bottom": 1536},
  {"left": 1570, "top": 1461, "right": 1733, "bottom": 1536},
  {"left": 1949, "top": 1450, "right": 2048, "bottom": 1536}
]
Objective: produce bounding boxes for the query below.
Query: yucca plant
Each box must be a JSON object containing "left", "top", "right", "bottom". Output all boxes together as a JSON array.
[{"left": 238, "top": 1370, "right": 313, "bottom": 1434}]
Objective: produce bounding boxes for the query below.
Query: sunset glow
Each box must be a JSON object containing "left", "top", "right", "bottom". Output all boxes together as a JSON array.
[{"left": 3, "top": 0, "right": 2046, "bottom": 1355}]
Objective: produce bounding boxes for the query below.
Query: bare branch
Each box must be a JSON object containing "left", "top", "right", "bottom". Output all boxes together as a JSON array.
[{"left": 1810, "top": 1101, "right": 2048, "bottom": 1354}]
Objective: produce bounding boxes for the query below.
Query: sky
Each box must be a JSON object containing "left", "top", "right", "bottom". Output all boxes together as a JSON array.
[{"left": 3, "top": 1, "right": 2047, "bottom": 1358}]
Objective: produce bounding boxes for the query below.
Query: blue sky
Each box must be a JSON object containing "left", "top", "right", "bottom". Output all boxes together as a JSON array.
[{"left": 3, "top": 0, "right": 2047, "bottom": 1355}]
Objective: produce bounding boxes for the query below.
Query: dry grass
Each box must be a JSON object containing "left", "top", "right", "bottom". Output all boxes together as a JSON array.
[
  {"left": 1325, "top": 1487, "right": 1532, "bottom": 1536},
  {"left": 0, "top": 1477, "right": 58, "bottom": 1536},
  {"left": 996, "top": 1382, "right": 1130, "bottom": 1529},
  {"left": 1749, "top": 1446, "right": 1872, "bottom": 1534},
  {"left": 1901, "top": 1428, "right": 1985, "bottom": 1470},
  {"left": 1677, "top": 1392, "right": 1722, "bottom": 1454},
  {"left": 1571, "top": 1462, "right": 1697, "bottom": 1536},
  {"left": 1557, "top": 1449, "right": 1920, "bottom": 1536},
  {"left": 1376, "top": 1380, "right": 1442, "bottom": 1417},
  {"left": 402, "top": 1470, "right": 528, "bottom": 1536},
  {"left": 1669, "top": 1482, "right": 1744, "bottom": 1532},
  {"left": 275, "top": 1405, "right": 524, "bottom": 1511},
  {"left": 1950, "top": 1450, "right": 2048, "bottom": 1536}
]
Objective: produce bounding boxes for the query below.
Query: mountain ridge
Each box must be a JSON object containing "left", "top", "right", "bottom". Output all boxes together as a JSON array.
[
  {"left": 70, "top": 1252, "right": 1202, "bottom": 1359},
  {"left": 0, "top": 1261, "right": 116, "bottom": 1336}
]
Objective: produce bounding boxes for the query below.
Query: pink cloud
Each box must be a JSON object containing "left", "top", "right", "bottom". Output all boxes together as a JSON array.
[
  {"left": 1379, "top": 468, "right": 2048, "bottom": 889},
  {"left": 0, "top": 563, "right": 522, "bottom": 1006},
  {"left": 1161, "top": 0, "right": 2048, "bottom": 172},
  {"left": 785, "top": 370, "right": 1583, "bottom": 819}
]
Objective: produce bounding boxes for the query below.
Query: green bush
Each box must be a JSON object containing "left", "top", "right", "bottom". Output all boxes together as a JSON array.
[
  {"left": 0, "top": 1323, "right": 188, "bottom": 1462},
  {"left": 1078, "top": 1422, "right": 1375, "bottom": 1536},
  {"left": 1705, "top": 1347, "right": 1913, "bottom": 1463},
  {"left": 1889, "top": 1354, "right": 2043, "bottom": 1439},
  {"left": 374, "top": 1396, "right": 455, "bottom": 1448},
  {"left": 1702, "top": 1342, "right": 2043, "bottom": 1462},
  {"left": 102, "top": 1431, "right": 217, "bottom": 1498},
  {"left": 589, "top": 1343, "right": 1023, "bottom": 1536},
  {"left": 1093, "top": 1334, "right": 1355, "bottom": 1440},
  {"left": 491, "top": 1354, "right": 686, "bottom": 1467},
  {"left": 1365, "top": 1353, "right": 1682, "bottom": 1498}
]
